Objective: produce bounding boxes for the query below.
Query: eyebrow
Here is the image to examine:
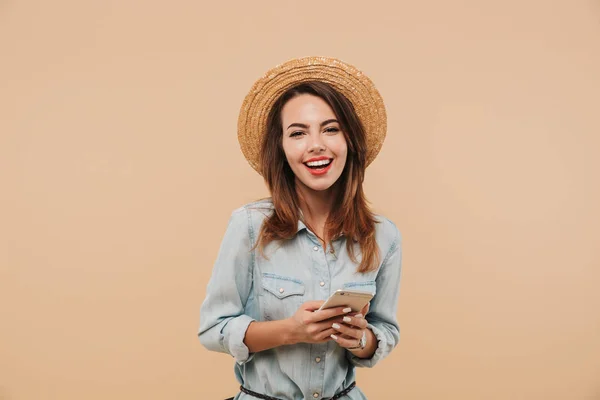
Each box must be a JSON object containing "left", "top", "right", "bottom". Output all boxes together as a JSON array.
[{"left": 286, "top": 119, "right": 339, "bottom": 130}]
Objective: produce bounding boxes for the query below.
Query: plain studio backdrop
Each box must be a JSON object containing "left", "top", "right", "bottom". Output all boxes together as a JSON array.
[{"left": 1, "top": 1, "right": 599, "bottom": 399}]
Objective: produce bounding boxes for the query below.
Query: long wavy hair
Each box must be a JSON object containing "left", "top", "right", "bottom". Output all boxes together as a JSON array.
[{"left": 256, "top": 81, "right": 379, "bottom": 273}]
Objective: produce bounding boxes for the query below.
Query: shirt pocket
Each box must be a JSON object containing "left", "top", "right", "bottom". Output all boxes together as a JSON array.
[
  {"left": 261, "top": 273, "right": 306, "bottom": 321},
  {"left": 342, "top": 280, "right": 377, "bottom": 296}
]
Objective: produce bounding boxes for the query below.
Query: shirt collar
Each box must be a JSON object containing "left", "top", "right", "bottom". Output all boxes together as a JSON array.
[
  {"left": 296, "top": 208, "right": 306, "bottom": 233},
  {"left": 296, "top": 217, "right": 307, "bottom": 233},
  {"left": 296, "top": 216, "right": 347, "bottom": 241}
]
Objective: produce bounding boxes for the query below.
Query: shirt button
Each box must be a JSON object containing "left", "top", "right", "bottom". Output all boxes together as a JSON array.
[
  {"left": 313, "top": 393, "right": 319, "bottom": 398},
  {"left": 319, "top": 281, "right": 325, "bottom": 287},
  {"left": 313, "top": 246, "right": 319, "bottom": 251},
  {"left": 279, "top": 288, "right": 284, "bottom": 293},
  {"left": 315, "top": 357, "right": 321, "bottom": 363}
]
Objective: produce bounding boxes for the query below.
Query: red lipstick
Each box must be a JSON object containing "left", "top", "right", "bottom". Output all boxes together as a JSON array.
[{"left": 303, "top": 157, "right": 333, "bottom": 176}]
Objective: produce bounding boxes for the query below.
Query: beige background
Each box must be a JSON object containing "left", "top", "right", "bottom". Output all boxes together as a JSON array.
[{"left": 1, "top": 0, "right": 599, "bottom": 399}]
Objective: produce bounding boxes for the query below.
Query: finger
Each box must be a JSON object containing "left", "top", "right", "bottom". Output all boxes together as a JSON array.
[
  {"left": 331, "top": 322, "right": 363, "bottom": 340},
  {"left": 338, "top": 333, "right": 357, "bottom": 341},
  {"left": 315, "top": 327, "right": 337, "bottom": 341},
  {"left": 341, "top": 315, "right": 368, "bottom": 329},
  {"left": 330, "top": 333, "right": 361, "bottom": 349},
  {"left": 318, "top": 315, "right": 347, "bottom": 325},
  {"left": 360, "top": 302, "right": 370, "bottom": 315},
  {"left": 312, "top": 314, "right": 355, "bottom": 333},
  {"left": 311, "top": 320, "right": 341, "bottom": 334},
  {"left": 302, "top": 301, "right": 326, "bottom": 311},
  {"left": 307, "top": 317, "right": 350, "bottom": 336},
  {"left": 311, "top": 306, "right": 352, "bottom": 322},
  {"left": 346, "top": 305, "right": 369, "bottom": 318}
]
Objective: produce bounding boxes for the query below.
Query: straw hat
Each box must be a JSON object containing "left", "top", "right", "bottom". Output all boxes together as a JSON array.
[{"left": 237, "top": 56, "right": 387, "bottom": 174}]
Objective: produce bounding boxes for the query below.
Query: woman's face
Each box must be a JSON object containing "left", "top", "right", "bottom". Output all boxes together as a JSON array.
[{"left": 281, "top": 94, "right": 348, "bottom": 194}]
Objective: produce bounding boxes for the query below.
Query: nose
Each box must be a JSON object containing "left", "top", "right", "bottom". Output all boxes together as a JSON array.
[{"left": 308, "top": 133, "right": 326, "bottom": 153}]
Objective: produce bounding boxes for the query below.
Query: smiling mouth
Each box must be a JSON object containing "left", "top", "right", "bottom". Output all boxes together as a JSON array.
[{"left": 304, "top": 158, "right": 333, "bottom": 170}]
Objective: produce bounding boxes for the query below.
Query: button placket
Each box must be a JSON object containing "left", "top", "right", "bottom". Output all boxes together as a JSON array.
[
  {"left": 327, "top": 241, "right": 339, "bottom": 262},
  {"left": 308, "top": 342, "right": 326, "bottom": 399},
  {"left": 306, "top": 233, "right": 328, "bottom": 399}
]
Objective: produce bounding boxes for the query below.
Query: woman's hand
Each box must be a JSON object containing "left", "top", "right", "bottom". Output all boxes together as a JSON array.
[
  {"left": 330, "top": 303, "right": 370, "bottom": 349},
  {"left": 286, "top": 301, "right": 352, "bottom": 345}
]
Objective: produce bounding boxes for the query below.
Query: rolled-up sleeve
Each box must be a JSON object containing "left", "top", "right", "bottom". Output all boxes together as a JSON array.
[
  {"left": 198, "top": 207, "right": 256, "bottom": 364},
  {"left": 348, "top": 226, "right": 402, "bottom": 368}
]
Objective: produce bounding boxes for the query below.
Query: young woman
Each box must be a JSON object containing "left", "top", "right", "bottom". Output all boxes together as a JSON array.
[{"left": 199, "top": 56, "right": 402, "bottom": 400}]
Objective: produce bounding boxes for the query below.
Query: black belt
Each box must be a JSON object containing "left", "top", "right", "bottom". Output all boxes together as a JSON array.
[{"left": 239, "top": 381, "right": 356, "bottom": 400}]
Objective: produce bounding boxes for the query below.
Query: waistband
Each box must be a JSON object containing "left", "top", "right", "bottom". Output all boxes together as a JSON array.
[{"left": 239, "top": 381, "right": 356, "bottom": 400}]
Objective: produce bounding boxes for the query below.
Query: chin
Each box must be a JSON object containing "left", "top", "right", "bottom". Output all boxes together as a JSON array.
[
  {"left": 298, "top": 174, "right": 342, "bottom": 193},
  {"left": 305, "top": 183, "right": 336, "bottom": 192}
]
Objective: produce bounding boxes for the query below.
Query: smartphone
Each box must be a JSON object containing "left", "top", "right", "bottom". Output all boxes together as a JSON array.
[{"left": 317, "top": 289, "right": 374, "bottom": 312}]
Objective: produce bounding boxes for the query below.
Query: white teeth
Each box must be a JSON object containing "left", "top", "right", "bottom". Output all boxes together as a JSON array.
[{"left": 306, "top": 159, "right": 332, "bottom": 167}]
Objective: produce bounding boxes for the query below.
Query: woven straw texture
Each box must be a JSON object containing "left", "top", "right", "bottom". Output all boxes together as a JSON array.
[{"left": 237, "top": 56, "right": 387, "bottom": 174}]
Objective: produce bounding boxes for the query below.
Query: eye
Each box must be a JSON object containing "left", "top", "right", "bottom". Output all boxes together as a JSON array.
[
  {"left": 289, "top": 131, "right": 304, "bottom": 137},
  {"left": 324, "top": 127, "right": 340, "bottom": 134}
]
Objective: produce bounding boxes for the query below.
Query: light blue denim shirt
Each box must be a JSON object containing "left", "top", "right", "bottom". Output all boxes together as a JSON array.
[{"left": 199, "top": 199, "right": 402, "bottom": 400}]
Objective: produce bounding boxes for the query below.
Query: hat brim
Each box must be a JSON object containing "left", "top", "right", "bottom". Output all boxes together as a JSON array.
[{"left": 237, "top": 56, "right": 387, "bottom": 174}]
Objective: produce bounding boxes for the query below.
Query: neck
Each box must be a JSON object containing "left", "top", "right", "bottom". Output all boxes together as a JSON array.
[{"left": 295, "top": 179, "right": 339, "bottom": 242}]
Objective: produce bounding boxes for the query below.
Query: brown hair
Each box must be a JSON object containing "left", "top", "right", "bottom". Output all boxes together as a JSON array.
[{"left": 257, "top": 81, "right": 379, "bottom": 273}]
